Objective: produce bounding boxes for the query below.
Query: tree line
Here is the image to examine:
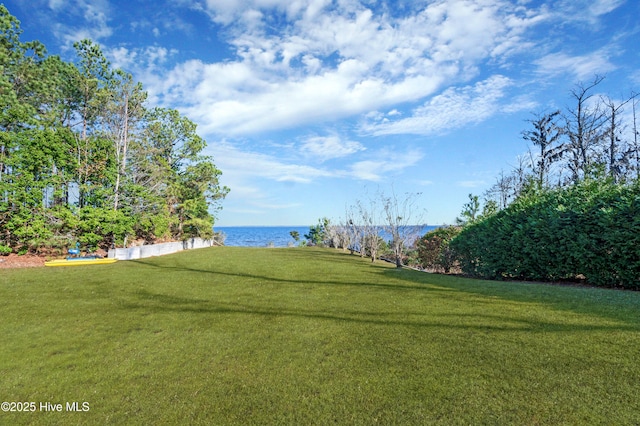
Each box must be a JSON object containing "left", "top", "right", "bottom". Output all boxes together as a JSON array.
[
  {"left": 0, "top": 6, "right": 228, "bottom": 255},
  {"left": 304, "top": 188, "right": 426, "bottom": 268},
  {"left": 418, "top": 76, "right": 640, "bottom": 289},
  {"left": 485, "top": 75, "right": 638, "bottom": 208},
  {"left": 304, "top": 76, "right": 640, "bottom": 289}
]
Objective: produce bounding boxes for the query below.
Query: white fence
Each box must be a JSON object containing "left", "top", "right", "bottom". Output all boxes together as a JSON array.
[{"left": 108, "top": 238, "right": 216, "bottom": 260}]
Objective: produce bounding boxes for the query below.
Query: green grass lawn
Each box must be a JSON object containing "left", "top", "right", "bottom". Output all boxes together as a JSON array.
[{"left": 1, "top": 247, "right": 639, "bottom": 425}]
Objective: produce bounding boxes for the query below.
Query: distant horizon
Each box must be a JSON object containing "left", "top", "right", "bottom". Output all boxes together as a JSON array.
[
  {"left": 215, "top": 224, "right": 444, "bottom": 228},
  {"left": 215, "top": 225, "right": 311, "bottom": 228},
  {"left": 217, "top": 224, "right": 440, "bottom": 247}
]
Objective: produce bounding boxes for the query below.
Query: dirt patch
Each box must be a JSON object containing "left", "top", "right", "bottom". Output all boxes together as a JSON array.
[{"left": 0, "top": 254, "right": 46, "bottom": 269}]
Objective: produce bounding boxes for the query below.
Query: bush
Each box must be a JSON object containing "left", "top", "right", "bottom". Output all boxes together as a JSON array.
[
  {"left": 450, "top": 179, "right": 640, "bottom": 289},
  {"left": 77, "top": 207, "right": 135, "bottom": 250},
  {"left": 416, "top": 226, "right": 461, "bottom": 273},
  {"left": 5, "top": 210, "right": 53, "bottom": 253},
  {"left": 182, "top": 217, "right": 214, "bottom": 239}
]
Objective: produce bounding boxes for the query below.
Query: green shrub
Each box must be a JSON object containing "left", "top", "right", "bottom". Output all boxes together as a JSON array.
[
  {"left": 416, "top": 226, "right": 461, "bottom": 273},
  {"left": 450, "top": 179, "right": 640, "bottom": 289},
  {"left": 77, "top": 207, "right": 135, "bottom": 249},
  {"left": 182, "top": 217, "right": 214, "bottom": 239},
  {"left": 5, "top": 210, "right": 53, "bottom": 253}
]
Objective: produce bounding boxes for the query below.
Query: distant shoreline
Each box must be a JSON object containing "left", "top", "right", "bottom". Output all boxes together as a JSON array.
[{"left": 216, "top": 225, "right": 439, "bottom": 248}]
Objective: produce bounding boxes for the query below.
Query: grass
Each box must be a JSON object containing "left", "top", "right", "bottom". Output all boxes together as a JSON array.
[{"left": 1, "top": 246, "right": 640, "bottom": 425}]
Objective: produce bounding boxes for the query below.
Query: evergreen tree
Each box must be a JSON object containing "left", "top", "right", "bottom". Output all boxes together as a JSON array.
[{"left": 0, "top": 6, "right": 228, "bottom": 253}]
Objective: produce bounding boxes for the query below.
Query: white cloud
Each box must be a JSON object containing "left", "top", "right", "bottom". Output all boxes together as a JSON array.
[
  {"left": 109, "top": 47, "right": 136, "bottom": 70},
  {"left": 501, "top": 94, "right": 538, "bottom": 114},
  {"left": 208, "top": 138, "right": 421, "bottom": 187},
  {"left": 218, "top": 182, "right": 301, "bottom": 216},
  {"left": 554, "top": 0, "right": 625, "bottom": 24},
  {"left": 534, "top": 49, "right": 618, "bottom": 81},
  {"left": 209, "top": 140, "right": 334, "bottom": 184},
  {"left": 300, "top": 135, "right": 365, "bottom": 161},
  {"left": 50, "top": 0, "right": 112, "bottom": 47},
  {"left": 169, "top": 63, "right": 447, "bottom": 135},
  {"left": 142, "top": 0, "right": 547, "bottom": 135},
  {"left": 587, "top": 0, "right": 625, "bottom": 16},
  {"left": 362, "top": 75, "right": 513, "bottom": 136},
  {"left": 348, "top": 148, "right": 424, "bottom": 181},
  {"left": 108, "top": 46, "right": 176, "bottom": 72},
  {"left": 458, "top": 180, "right": 487, "bottom": 188},
  {"left": 47, "top": 0, "right": 66, "bottom": 9},
  {"left": 199, "top": 0, "right": 331, "bottom": 25}
]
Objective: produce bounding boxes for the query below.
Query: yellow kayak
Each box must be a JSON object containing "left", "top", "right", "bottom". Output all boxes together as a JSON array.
[{"left": 45, "top": 258, "right": 118, "bottom": 267}]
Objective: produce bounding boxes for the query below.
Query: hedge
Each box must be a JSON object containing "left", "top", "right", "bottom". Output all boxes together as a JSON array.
[{"left": 450, "top": 179, "right": 640, "bottom": 289}]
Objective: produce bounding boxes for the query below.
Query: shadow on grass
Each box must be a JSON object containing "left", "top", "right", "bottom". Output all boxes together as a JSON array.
[
  {"left": 118, "top": 285, "right": 639, "bottom": 334},
  {"left": 383, "top": 267, "right": 640, "bottom": 329},
  {"left": 129, "top": 258, "right": 422, "bottom": 293},
  {"left": 127, "top": 248, "right": 640, "bottom": 331}
]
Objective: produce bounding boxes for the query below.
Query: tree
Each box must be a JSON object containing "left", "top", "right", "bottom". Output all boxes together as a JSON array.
[
  {"left": 485, "top": 170, "right": 515, "bottom": 210},
  {"left": 305, "top": 217, "right": 330, "bottom": 245},
  {"left": 600, "top": 95, "right": 635, "bottom": 182},
  {"left": 0, "top": 6, "right": 229, "bottom": 252},
  {"left": 632, "top": 92, "right": 640, "bottom": 180},
  {"left": 522, "top": 110, "right": 564, "bottom": 188},
  {"left": 0, "top": 5, "right": 42, "bottom": 208},
  {"left": 137, "top": 106, "right": 211, "bottom": 222},
  {"left": 344, "top": 207, "right": 362, "bottom": 255},
  {"left": 455, "top": 194, "right": 480, "bottom": 226},
  {"left": 102, "top": 69, "right": 147, "bottom": 211},
  {"left": 563, "top": 76, "right": 607, "bottom": 183},
  {"left": 329, "top": 216, "right": 354, "bottom": 252},
  {"left": 354, "top": 196, "right": 381, "bottom": 261},
  {"left": 381, "top": 188, "right": 425, "bottom": 268},
  {"left": 172, "top": 160, "right": 227, "bottom": 239},
  {"left": 34, "top": 57, "right": 84, "bottom": 209},
  {"left": 71, "top": 39, "right": 113, "bottom": 208},
  {"left": 0, "top": 6, "right": 64, "bottom": 251}
]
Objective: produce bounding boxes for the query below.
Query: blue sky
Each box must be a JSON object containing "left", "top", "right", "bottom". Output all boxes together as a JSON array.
[{"left": 5, "top": 0, "right": 640, "bottom": 226}]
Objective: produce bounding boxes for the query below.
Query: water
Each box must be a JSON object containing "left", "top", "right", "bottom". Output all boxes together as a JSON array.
[
  {"left": 215, "top": 226, "right": 310, "bottom": 247},
  {"left": 215, "top": 225, "right": 440, "bottom": 247}
]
